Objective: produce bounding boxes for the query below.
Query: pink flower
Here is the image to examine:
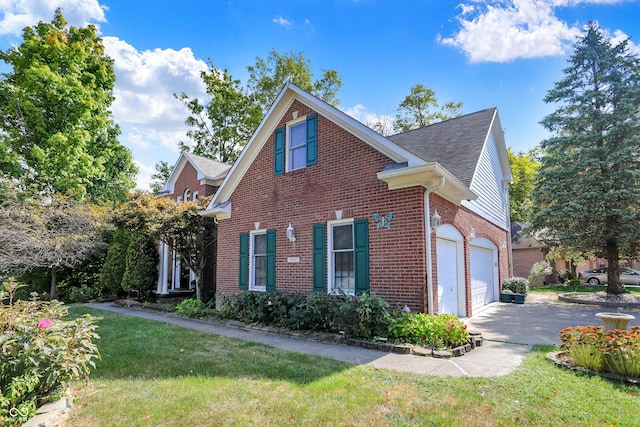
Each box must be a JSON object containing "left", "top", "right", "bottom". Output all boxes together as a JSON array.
[
  {"left": 403, "top": 305, "right": 411, "bottom": 313},
  {"left": 267, "top": 300, "right": 272, "bottom": 306},
  {"left": 37, "top": 318, "right": 52, "bottom": 329}
]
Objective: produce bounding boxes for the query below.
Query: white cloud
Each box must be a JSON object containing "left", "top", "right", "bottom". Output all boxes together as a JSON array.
[
  {"left": 0, "top": 0, "right": 105, "bottom": 35},
  {"left": 102, "top": 36, "right": 208, "bottom": 151},
  {"left": 440, "top": 0, "right": 582, "bottom": 62},
  {"left": 133, "top": 159, "right": 157, "bottom": 193},
  {"left": 440, "top": 0, "right": 637, "bottom": 63},
  {"left": 345, "top": 104, "right": 395, "bottom": 135},
  {"left": 273, "top": 16, "right": 291, "bottom": 27}
]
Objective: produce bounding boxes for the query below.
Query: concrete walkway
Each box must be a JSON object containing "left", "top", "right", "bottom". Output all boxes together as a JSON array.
[{"left": 87, "top": 295, "right": 640, "bottom": 378}]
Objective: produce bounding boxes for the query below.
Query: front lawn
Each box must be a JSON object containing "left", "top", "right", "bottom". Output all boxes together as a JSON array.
[
  {"left": 65, "top": 306, "right": 639, "bottom": 426},
  {"left": 530, "top": 284, "right": 640, "bottom": 300}
]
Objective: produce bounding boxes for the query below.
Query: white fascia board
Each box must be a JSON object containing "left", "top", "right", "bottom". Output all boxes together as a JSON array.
[
  {"left": 161, "top": 152, "right": 189, "bottom": 195},
  {"left": 201, "top": 201, "right": 232, "bottom": 219},
  {"left": 490, "top": 110, "right": 513, "bottom": 183},
  {"left": 378, "top": 163, "right": 477, "bottom": 205}
]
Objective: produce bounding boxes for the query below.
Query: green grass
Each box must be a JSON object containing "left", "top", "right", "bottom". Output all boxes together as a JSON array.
[{"left": 65, "top": 306, "right": 639, "bottom": 426}]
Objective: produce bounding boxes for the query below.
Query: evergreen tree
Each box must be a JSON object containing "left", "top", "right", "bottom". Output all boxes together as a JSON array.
[
  {"left": 530, "top": 23, "right": 640, "bottom": 295},
  {"left": 99, "top": 229, "right": 132, "bottom": 295},
  {"left": 121, "top": 233, "right": 158, "bottom": 297}
]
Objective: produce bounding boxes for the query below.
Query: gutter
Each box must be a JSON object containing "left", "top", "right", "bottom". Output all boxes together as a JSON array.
[{"left": 424, "top": 177, "right": 445, "bottom": 315}]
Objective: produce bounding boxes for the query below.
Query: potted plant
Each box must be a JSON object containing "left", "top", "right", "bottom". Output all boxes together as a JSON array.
[
  {"left": 502, "top": 277, "right": 529, "bottom": 304},
  {"left": 500, "top": 288, "right": 514, "bottom": 303}
]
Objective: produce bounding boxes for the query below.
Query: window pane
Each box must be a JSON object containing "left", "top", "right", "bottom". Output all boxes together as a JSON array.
[
  {"left": 334, "top": 251, "right": 354, "bottom": 293},
  {"left": 333, "top": 225, "right": 353, "bottom": 250},
  {"left": 254, "top": 234, "right": 266, "bottom": 255},
  {"left": 254, "top": 255, "right": 266, "bottom": 287},
  {"left": 290, "top": 123, "right": 306, "bottom": 148},
  {"left": 290, "top": 146, "right": 306, "bottom": 170}
]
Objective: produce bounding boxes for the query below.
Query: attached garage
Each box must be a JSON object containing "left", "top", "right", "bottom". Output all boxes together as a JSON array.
[
  {"left": 435, "top": 225, "right": 466, "bottom": 316},
  {"left": 469, "top": 238, "right": 499, "bottom": 312}
]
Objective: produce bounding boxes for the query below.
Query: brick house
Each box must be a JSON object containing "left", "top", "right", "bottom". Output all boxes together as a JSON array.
[
  {"left": 203, "top": 83, "right": 512, "bottom": 316},
  {"left": 156, "top": 151, "right": 230, "bottom": 296}
]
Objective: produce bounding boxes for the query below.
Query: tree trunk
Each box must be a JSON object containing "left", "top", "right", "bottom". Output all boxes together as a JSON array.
[
  {"left": 605, "top": 240, "right": 625, "bottom": 295},
  {"left": 49, "top": 266, "right": 58, "bottom": 300},
  {"left": 195, "top": 271, "right": 202, "bottom": 301}
]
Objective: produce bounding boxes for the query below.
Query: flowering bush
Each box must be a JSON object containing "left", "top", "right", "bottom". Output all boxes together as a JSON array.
[
  {"left": 501, "top": 277, "right": 529, "bottom": 295},
  {"left": 529, "top": 260, "right": 552, "bottom": 287},
  {"left": 387, "top": 311, "right": 469, "bottom": 349},
  {"left": 559, "top": 325, "right": 640, "bottom": 378},
  {"left": 0, "top": 279, "right": 101, "bottom": 426}
]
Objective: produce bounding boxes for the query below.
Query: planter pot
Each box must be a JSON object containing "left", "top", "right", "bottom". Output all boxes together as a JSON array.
[
  {"left": 513, "top": 293, "right": 526, "bottom": 304},
  {"left": 500, "top": 293, "right": 514, "bottom": 303}
]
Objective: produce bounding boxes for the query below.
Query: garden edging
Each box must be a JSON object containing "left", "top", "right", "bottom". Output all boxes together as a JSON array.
[{"left": 546, "top": 351, "right": 640, "bottom": 386}]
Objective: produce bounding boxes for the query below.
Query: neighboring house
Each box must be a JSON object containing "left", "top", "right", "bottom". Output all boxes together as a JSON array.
[
  {"left": 203, "top": 82, "right": 512, "bottom": 316},
  {"left": 156, "top": 151, "right": 231, "bottom": 296}
]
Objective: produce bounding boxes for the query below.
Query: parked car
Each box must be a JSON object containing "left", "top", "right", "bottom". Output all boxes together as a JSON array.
[{"left": 578, "top": 267, "right": 640, "bottom": 286}]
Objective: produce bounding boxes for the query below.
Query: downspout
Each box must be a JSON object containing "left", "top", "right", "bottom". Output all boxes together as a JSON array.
[{"left": 424, "top": 177, "right": 445, "bottom": 314}]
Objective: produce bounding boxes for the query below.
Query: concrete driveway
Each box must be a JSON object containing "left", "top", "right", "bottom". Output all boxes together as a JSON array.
[{"left": 464, "top": 294, "right": 640, "bottom": 346}]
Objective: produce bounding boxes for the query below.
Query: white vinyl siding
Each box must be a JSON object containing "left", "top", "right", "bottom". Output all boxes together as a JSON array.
[{"left": 463, "top": 130, "right": 509, "bottom": 229}]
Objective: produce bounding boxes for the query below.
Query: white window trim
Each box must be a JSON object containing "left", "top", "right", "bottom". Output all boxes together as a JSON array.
[
  {"left": 286, "top": 115, "right": 307, "bottom": 172},
  {"left": 327, "top": 218, "right": 355, "bottom": 295},
  {"left": 249, "top": 229, "right": 267, "bottom": 292},
  {"left": 192, "top": 191, "right": 199, "bottom": 201}
]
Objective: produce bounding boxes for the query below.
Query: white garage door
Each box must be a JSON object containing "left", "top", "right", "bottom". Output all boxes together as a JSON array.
[{"left": 470, "top": 244, "right": 497, "bottom": 310}]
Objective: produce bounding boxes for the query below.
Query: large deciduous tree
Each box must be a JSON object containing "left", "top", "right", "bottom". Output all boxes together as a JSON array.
[
  {"left": 175, "top": 50, "right": 342, "bottom": 169},
  {"left": 0, "top": 190, "right": 106, "bottom": 300},
  {"left": 508, "top": 148, "right": 540, "bottom": 223},
  {"left": 114, "top": 192, "right": 216, "bottom": 301},
  {"left": 393, "top": 84, "right": 463, "bottom": 133},
  {"left": 530, "top": 23, "right": 640, "bottom": 295},
  {"left": 0, "top": 8, "right": 137, "bottom": 201}
]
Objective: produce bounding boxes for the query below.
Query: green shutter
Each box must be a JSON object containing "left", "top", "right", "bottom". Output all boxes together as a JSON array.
[
  {"left": 238, "top": 233, "right": 248, "bottom": 290},
  {"left": 354, "top": 219, "right": 370, "bottom": 295},
  {"left": 312, "top": 223, "right": 326, "bottom": 292},
  {"left": 274, "top": 127, "right": 285, "bottom": 175},
  {"left": 266, "top": 229, "right": 276, "bottom": 291},
  {"left": 306, "top": 114, "right": 318, "bottom": 166}
]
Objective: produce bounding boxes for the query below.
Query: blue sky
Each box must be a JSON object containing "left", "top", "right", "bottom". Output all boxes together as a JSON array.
[{"left": 1, "top": 0, "right": 639, "bottom": 190}]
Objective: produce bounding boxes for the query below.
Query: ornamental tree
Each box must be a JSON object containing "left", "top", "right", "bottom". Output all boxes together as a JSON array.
[
  {"left": 529, "top": 23, "right": 640, "bottom": 295},
  {"left": 0, "top": 9, "right": 137, "bottom": 201}
]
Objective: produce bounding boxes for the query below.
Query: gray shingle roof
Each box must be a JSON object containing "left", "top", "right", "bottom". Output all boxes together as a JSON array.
[
  {"left": 183, "top": 152, "right": 231, "bottom": 181},
  {"left": 387, "top": 108, "right": 496, "bottom": 187}
]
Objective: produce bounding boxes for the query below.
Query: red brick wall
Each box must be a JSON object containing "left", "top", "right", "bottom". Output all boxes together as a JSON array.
[
  {"left": 430, "top": 194, "right": 511, "bottom": 316},
  {"left": 512, "top": 248, "right": 544, "bottom": 278},
  {"left": 216, "top": 100, "right": 510, "bottom": 315},
  {"left": 168, "top": 161, "right": 218, "bottom": 201},
  {"left": 216, "top": 100, "right": 427, "bottom": 311}
]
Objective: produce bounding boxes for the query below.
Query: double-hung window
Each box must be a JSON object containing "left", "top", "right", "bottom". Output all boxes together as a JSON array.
[
  {"left": 274, "top": 114, "right": 317, "bottom": 175},
  {"left": 328, "top": 220, "right": 355, "bottom": 295},
  {"left": 250, "top": 231, "right": 267, "bottom": 291}
]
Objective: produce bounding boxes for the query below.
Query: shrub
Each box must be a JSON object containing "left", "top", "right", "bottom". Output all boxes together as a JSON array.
[
  {"left": 220, "top": 291, "right": 304, "bottom": 327},
  {"left": 529, "top": 260, "right": 552, "bottom": 287},
  {"left": 287, "top": 292, "right": 344, "bottom": 331},
  {"left": 121, "top": 233, "right": 158, "bottom": 300},
  {"left": 175, "top": 298, "right": 216, "bottom": 319},
  {"left": 387, "top": 311, "right": 469, "bottom": 349},
  {"left": 99, "top": 228, "right": 132, "bottom": 296},
  {"left": 0, "top": 278, "right": 100, "bottom": 426},
  {"left": 336, "top": 292, "right": 390, "bottom": 339},
  {"left": 502, "top": 277, "right": 529, "bottom": 295}
]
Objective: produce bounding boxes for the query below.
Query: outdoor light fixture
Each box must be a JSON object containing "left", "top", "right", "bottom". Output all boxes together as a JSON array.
[
  {"left": 431, "top": 210, "right": 442, "bottom": 232},
  {"left": 468, "top": 227, "right": 476, "bottom": 241},
  {"left": 286, "top": 223, "right": 296, "bottom": 243}
]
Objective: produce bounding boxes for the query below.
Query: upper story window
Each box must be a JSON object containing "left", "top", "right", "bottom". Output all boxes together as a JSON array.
[
  {"left": 274, "top": 114, "right": 317, "bottom": 175},
  {"left": 183, "top": 188, "right": 191, "bottom": 201}
]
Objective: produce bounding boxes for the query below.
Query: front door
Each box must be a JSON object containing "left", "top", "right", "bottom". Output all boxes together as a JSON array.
[{"left": 436, "top": 237, "right": 459, "bottom": 315}]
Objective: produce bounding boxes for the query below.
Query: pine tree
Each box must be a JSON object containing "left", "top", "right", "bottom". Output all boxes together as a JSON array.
[{"left": 530, "top": 23, "right": 640, "bottom": 294}]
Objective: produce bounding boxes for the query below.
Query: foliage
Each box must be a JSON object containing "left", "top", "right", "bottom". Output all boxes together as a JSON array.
[
  {"left": 502, "top": 277, "right": 530, "bottom": 295},
  {"left": 559, "top": 325, "right": 640, "bottom": 378},
  {"left": 149, "top": 160, "right": 173, "bottom": 195},
  {"left": 0, "top": 188, "right": 107, "bottom": 300},
  {"left": 529, "top": 23, "right": 640, "bottom": 295},
  {"left": 528, "top": 260, "right": 552, "bottom": 288},
  {"left": 507, "top": 148, "right": 539, "bottom": 223},
  {"left": 0, "top": 9, "right": 136, "bottom": 201},
  {"left": 334, "top": 292, "right": 390, "bottom": 338},
  {"left": 387, "top": 311, "right": 470, "bottom": 348},
  {"left": 113, "top": 192, "right": 215, "bottom": 301},
  {"left": 175, "top": 298, "right": 216, "bottom": 319},
  {"left": 393, "top": 84, "right": 463, "bottom": 133},
  {"left": 247, "top": 49, "right": 342, "bottom": 112},
  {"left": 220, "top": 291, "right": 306, "bottom": 327},
  {"left": 120, "top": 233, "right": 158, "bottom": 298},
  {"left": 99, "top": 228, "right": 132, "bottom": 296},
  {"left": 177, "top": 64, "right": 262, "bottom": 163},
  {"left": 0, "top": 279, "right": 100, "bottom": 426}
]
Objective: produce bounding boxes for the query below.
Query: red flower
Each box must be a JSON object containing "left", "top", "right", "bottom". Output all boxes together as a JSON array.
[{"left": 37, "top": 318, "right": 52, "bottom": 329}]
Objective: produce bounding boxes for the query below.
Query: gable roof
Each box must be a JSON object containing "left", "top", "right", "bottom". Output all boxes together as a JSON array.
[
  {"left": 203, "top": 83, "right": 507, "bottom": 218},
  {"left": 162, "top": 151, "right": 231, "bottom": 195},
  {"left": 387, "top": 108, "right": 498, "bottom": 187}
]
